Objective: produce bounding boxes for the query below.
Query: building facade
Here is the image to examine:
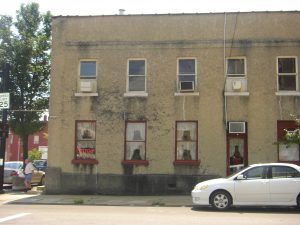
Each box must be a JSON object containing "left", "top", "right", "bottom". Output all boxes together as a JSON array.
[
  {"left": 47, "top": 12, "right": 300, "bottom": 194},
  {"left": 5, "top": 120, "right": 48, "bottom": 161}
]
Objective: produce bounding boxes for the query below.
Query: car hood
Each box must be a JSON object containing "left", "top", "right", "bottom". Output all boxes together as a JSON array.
[{"left": 195, "top": 178, "right": 230, "bottom": 187}]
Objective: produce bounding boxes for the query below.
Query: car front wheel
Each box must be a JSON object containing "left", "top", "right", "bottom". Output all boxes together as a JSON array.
[{"left": 210, "top": 191, "right": 232, "bottom": 210}]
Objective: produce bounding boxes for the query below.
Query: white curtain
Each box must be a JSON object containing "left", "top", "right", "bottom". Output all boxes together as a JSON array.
[
  {"left": 177, "top": 122, "right": 196, "bottom": 141},
  {"left": 126, "top": 123, "right": 145, "bottom": 141}
]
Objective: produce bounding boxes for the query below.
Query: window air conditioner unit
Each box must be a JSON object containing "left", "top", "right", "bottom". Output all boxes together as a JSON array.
[
  {"left": 80, "top": 81, "right": 92, "bottom": 92},
  {"left": 229, "top": 122, "right": 246, "bottom": 133},
  {"left": 179, "top": 81, "right": 194, "bottom": 92},
  {"left": 232, "top": 80, "right": 242, "bottom": 91}
]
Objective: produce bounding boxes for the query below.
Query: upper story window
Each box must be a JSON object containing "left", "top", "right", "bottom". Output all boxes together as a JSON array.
[
  {"left": 77, "top": 60, "right": 98, "bottom": 95},
  {"left": 177, "top": 58, "right": 196, "bottom": 92},
  {"left": 127, "top": 59, "right": 146, "bottom": 92},
  {"left": 80, "top": 61, "right": 96, "bottom": 79},
  {"left": 226, "top": 58, "right": 246, "bottom": 77},
  {"left": 277, "top": 57, "right": 298, "bottom": 91}
]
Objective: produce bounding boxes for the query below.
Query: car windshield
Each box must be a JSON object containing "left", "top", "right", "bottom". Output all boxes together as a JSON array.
[{"left": 4, "top": 162, "right": 23, "bottom": 170}]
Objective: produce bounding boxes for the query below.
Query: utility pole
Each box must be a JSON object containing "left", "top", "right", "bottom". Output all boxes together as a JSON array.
[{"left": 0, "top": 63, "right": 10, "bottom": 193}]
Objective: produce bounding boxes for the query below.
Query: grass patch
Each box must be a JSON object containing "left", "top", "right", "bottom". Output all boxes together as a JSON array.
[
  {"left": 151, "top": 200, "right": 165, "bottom": 206},
  {"left": 74, "top": 199, "right": 84, "bottom": 204}
]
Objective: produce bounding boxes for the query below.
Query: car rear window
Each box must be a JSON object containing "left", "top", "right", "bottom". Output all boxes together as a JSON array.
[{"left": 271, "top": 166, "right": 300, "bottom": 178}]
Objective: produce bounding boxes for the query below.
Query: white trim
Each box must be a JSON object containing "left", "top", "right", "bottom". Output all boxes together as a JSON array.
[
  {"left": 275, "top": 91, "right": 300, "bottom": 96},
  {"left": 127, "top": 58, "right": 147, "bottom": 93},
  {"left": 224, "top": 92, "right": 250, "bottom": 96},
  {"left": 174, "top": 92, "right": 199, "bottom": 96},
  {"left": 75, "top": 92, "right": 98, "bottom": 97},
  {"left": 124, "top": 92, "right": 148, "bottom": 97}
]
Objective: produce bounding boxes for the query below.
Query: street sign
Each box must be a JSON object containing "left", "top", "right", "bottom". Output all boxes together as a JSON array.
[{"left": 0, "top": 93, "right": 9, "bottom": 109}]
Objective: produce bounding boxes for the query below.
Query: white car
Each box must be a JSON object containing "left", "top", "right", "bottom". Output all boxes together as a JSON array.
[{"left": 191, "top": 163, "right": 300, "bottom": 210}]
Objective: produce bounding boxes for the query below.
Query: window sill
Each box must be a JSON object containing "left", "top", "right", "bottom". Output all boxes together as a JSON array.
[
  {"left": 122, "top": 160, "right": 149, "bottom": 166},
  {"left": 174, "top": 92, "right": 199, "bottom": 96},
  {"left": 124, "top": 92, "right": 148, "bottom": 97},
  {"left": 71, "top": 159, "right": 99, "bottom": 165},
  {"left": 275, "top": 91, "right": 300, "bottom": 96},
  {"left": 224, "top": 92, "right": 250, "bottom": 96},
  {"left": 173, "top": 160, "right": 200, "bottom": 166},
  {"left": 74, "top": 92, "right": 98, "bottom": 97}
]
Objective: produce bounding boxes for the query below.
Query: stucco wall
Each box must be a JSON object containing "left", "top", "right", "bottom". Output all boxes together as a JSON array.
[{"left": 48, "top": 12, "right": 300, "bottom": 194}]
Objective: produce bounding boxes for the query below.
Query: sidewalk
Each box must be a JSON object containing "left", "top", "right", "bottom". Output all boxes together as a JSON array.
[{"left": 0, "top": 187, "right": 193, "bottom": 207}]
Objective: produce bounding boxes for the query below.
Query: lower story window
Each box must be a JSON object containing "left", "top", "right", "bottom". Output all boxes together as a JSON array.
[
  {"left": 174, "top": 121, "right": 199, "bottom": 165},
  {"left": 75, "top": 121, "right": 96, "bottom": 160},
  {"left": 125, "top": 121, "right": 146, "bottom": 161},
  {"left": 277, "top": 120, "right": 300, "bottom": 162}
]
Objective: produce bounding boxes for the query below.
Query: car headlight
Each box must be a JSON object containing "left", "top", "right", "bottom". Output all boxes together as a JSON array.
[{"left": 194, "top": 184, "right": 209, "bottom": 190}]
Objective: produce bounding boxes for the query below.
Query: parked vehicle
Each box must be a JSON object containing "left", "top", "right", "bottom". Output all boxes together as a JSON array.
[
  {"left": 191, "top": 163, "right": 300, "bottom": 210},
  {"left": 4, "top": 161, "right": 45, "bottom": 185},
  {"left": 33, "top": 159, "right": 47, "bottom": 172}
]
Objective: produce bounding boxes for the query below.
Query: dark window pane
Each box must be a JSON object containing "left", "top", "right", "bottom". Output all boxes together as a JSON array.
[
  {"left": 129, "top": 60, "right": 145, "bottom": 75},
  {"left": 278, "top": 75, "right": 296, "bottom": 90},
  {"left": 278, "top": 58, "right": 296, "bottom": 73},
  {"left": 80, "top": 61, "right": 96, "bottom": 78},
  {"left": 272, "top": 166, "right": 300, "bottom": 178},
  {"left": 227, "top": 59, "right": 245, "bottom": 75},
  {"left": 179, "top": 59, "right": 195, "bottom": 74},
  {"left": 244, "top": 167, "right": 265, "bottom": 179},
  {"left": 129, "top": 76, "right": 145, "bottom": 91}
]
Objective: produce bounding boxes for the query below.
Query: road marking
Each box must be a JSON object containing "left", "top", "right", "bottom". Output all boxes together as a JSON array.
[{"left": 0, "top": 213, "right": 31, "bottom": 223}]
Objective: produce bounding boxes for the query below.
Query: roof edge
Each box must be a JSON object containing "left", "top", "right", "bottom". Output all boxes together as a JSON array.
[{"left": 52, "top": 10, "right": 300, "bottom": 19}]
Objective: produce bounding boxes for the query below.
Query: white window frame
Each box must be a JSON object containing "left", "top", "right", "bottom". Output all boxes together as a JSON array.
[
  {"left": 277, "top": 56, "right": 298, "bottom": 92},
  {"left": 126, "top": 59, "right": 147, "bottom": 93},
  {"left": 226, "top": 57, "right": 247, "bottom": 77},
  {"left": 177, "top": 58, "right": 197, "bottom": 92}
]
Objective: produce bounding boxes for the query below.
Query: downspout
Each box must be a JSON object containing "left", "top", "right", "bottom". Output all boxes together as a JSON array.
[{"left": 223, "top": 12, "right": 228, "bottom": 129}]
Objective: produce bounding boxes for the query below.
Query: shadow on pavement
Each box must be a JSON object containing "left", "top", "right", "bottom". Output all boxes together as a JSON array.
[{"left": 191, "top": 206, "right": 300, "bottom": 214}]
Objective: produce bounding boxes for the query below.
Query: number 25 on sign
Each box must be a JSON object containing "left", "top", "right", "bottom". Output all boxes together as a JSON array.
[{"left": 0, "top": 93, "right": 10, "bottom": 109}]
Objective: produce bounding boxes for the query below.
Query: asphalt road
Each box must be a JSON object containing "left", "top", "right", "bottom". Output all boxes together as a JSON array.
[{"left": 0, "top": 204, "right": 299, "bottom": 225}]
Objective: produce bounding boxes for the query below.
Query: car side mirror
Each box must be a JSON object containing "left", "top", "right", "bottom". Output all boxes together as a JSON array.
[{"left": 236, "top": 174, "right": 245, "bottom": 180}]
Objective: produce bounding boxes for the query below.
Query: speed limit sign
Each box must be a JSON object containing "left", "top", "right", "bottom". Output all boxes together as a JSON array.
[{"left": 0, "top": 93, "right": 10, "bottom": 109}]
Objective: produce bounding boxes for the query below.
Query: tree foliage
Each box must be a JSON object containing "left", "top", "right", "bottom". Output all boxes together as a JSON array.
[
  {"left": 28, "top": 148, "right": 42, "bottom": 161},
  {"left": 0, "top": 3, "right": 51, "bottom": 160}
]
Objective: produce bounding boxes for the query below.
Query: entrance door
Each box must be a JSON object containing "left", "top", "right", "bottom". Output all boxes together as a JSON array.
[{"left": 227, "top": 135, "right": 248, "bottom": 175}]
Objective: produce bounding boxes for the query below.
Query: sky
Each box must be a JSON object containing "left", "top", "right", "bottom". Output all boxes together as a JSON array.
[{"left": 0, "top": 0, "right": 300, "bottom": 17}]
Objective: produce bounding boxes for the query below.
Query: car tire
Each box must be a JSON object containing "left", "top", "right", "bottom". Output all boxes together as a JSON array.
[
  {"left": 39, "top": 176, "right": 45, "bottom": 186},
  {"left": 297, "top": 194, "right": 300, "bottom": 209},
  {"left": 210, "top": 190, "right": 232, "bottom": 210}
]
